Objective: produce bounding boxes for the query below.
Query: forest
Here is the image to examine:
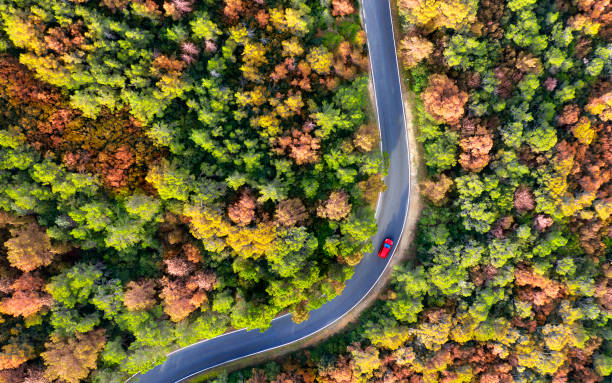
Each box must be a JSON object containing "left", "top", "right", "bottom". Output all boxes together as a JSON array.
[
  {"left": 0, "top": 0, "right": 383, "bottom": 382},
  {"left": 219, "top": 0, "right": 612, "bottom": 382}
]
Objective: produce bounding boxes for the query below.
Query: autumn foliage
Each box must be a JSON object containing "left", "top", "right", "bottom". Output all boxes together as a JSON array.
[
  {"left": 41, "top": 329, "right": 106, "bottom": 383},
  {"left": 421, "top": 74, "right": 468, "bottom": 126}
]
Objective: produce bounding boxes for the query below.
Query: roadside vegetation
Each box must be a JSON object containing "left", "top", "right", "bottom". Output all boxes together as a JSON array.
[
  {"left": 220, "top": 0, "right": 612, "bottom": 381},
  {"left": 0, "top": 0, "right": 382, "bottom": 381}
]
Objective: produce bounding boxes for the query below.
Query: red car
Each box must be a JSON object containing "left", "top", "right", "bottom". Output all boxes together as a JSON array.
[{"left": 378, "top": 238, "right": 393, "bottom": 258}]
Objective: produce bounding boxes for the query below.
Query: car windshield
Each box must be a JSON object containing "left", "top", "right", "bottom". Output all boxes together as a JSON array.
[{"left": 384, "top": 244, "right": 391, "bottom": 249}]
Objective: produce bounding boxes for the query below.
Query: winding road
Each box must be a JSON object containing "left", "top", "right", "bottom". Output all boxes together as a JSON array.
[{"left": 135, "top": 1, "right": 409, "bottom": 381}]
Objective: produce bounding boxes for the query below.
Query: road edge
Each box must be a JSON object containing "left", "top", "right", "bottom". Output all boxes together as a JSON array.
[{"left": 180, "top": 2, "right": 424, "bottom": 380}]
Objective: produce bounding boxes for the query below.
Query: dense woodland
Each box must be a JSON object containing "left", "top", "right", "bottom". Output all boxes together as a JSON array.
[
  {"left": 0, "top": 0, "right": 383, "bottom": 381},
  {"left": 222, "top": 0, "right": 612, "bottom": 382}
]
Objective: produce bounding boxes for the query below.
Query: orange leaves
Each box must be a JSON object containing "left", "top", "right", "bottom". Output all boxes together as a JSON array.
[
  {"left": 421, "top": 174, "right": 453, "bottom": 206},
  {"left": 0, "top": 273, "right": 52, "bottom": 318},
  {"left": 160, "top": 277, "right": 207, "bottom": 322},
  {"left": 317, "top": 190, "right": 351, "bottom": 221},
  {"left": 0, "top": 343, "right": 35, "bottom": 371},
  {"left": 41, "top": 329, "right": 106, "bottom": 383},
  {"left": 224, "top": 0, "right": 245, "bottom": 23},
  {"left": 123, "top": 279, "right": 157, "bottom": 311},
  {"left": 43, "top": 23, "right": 85, "bottom": 54},
  {"left": 515, "top": 266, "right": 565, "bottom": 307},
  {"left": 331, "top": 0, "right": 356, "bottom": 17},
  {"left": 274, "top": 123, "right": 321, "bottom": 165},
  {"left": 458, "top": 133, "right": 493, "bottom": 172},
  {"left": 399, "top": 35, "right": 434, "bottom": 69},
  {"left": 228, "top": 190, "right": 257, "bottom": 226},
  {"left": 4, "top": 222, "right": 56, "bottom": 273},
  {"left": 0, "top": 57, "right": 162, "bottom": 191},
  {"left": 421, "top": 74, "right": 468, "bottom": 126},
  {"left": 586, "top": 91, "right": 611, "bottom": 122}
]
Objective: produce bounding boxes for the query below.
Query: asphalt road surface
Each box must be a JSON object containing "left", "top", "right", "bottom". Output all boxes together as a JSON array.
[{"left": 134, "top": 1, "right": 409, "bottom": 381}]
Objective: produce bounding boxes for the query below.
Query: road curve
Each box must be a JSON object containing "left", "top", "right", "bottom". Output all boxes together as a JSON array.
[{"left": 135, "top": 1, "right": 409, "bottom": 381}]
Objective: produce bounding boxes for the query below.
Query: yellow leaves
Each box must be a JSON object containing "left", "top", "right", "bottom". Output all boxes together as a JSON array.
[
  {"left": 3, "top": 13, "right": 45, "bottom": 55},
  {"left": 586, "top": 91, "right": 612, "bottom": 122},
  {"left": 282, "top": 37, "right": 304, "bottom": 57},
  {"left": 252, "top": 113, "right": 282, "bottom": 137},
  {"left": 552, "top": 153, "right": 574, "bottom": 177},
  {"left": 306, "top": 47, "right": 333, "bottom": 75},
  {"left": 437, "top": 0, "right": 478, "bottom": 30},
  {"left": 285, "top": 9, "right": 309, "bottom": 34},
  {"left": 398, "top": 0, "right": 477, "bottom": 31},
  {"left": 240, "top": 64, "right": 261, "bottom": 82},
  {"left": 449, "top": 313, "right": 477, "bottom": 343},
  {"left": 240, "top": 42, "right": 267, "bottom": 82},
  {"left": 228, "top": 25, "right": 249, "bottom": 45},
  {"left": 572, "top": 116, "right": 596, "bottom": 145},
  {"left": 269, "top": 7, "right": 309, "bottom": 36},
  {"left": 242, "top": 42, "right": 268, "bottom": 67},
  {"left": 225, "top": 223, "right": 276, "bottom": 259},
  {"left": 183, "top": 204, "right": 276, "bottom": 259},
  {"left": 594, "top": 199, "right": 612, "bottom": 221},
  {"left": 235, "top": 86, "right": 267, "bottom": 108},
  {"left": 545, "top": 175, "right": 569, "bottom": 199},
  {"left": 541, "top": 324, "right": 572, "bottom": 351},
  {"left": 274, "top": 93, "right": 303, "bottom": 118},
  {"left": 269, "top": 8, "right": 285, "bottom": 31},
  {"left": 568, "top": 14, "right": 601, "bottom": 36},
  {"left": 558, "top": 191, "right": 596, "bottom": 217}
]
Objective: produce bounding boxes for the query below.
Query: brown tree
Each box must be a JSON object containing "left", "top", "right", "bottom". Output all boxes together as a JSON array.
[
  {"left": 123, "top": 279, "right": 157, "bottom": 311},
  {"left": 420, "top": 174, "right": 453, "bottom": 206},
  {"left": 4, "top": 223, "right": 55, "bottom": 272},
  {"left": 399, "top": 35, "right": 434, "bottom": 69},
  {"left": 159, "top": 277, "right": 207, "bottom": 322},
  {"left": 41, "top": 329, "right": 106, "bottom": 383},
  {"left": 186, "top": 271, "right": 217, "bottom": 292},
  {"left": 558, "top": 104, "right": 581, "bottom": 126},
  {"left": 352, "top": 124, "right": 379, "bottom": 152},
  {"left": 458, "top": 131, "right": 493, "bottom": 172},
  {"left": 534, "top": 214, "right": 554, "bottom": 232},
  {"left": 0, "top": 343, "right": 34, "bottom": 371},
  {"left": 275, "top": 124, "right": 321, "bottom": 165},
  {"left": 317, "top": 191, "right": 351, "bottom": 221},
  {"left": 275, "top": 198, "right": 308, "bottom": 227},
  {"left": 164, "top": 256, "right": 196, "bottom": 277},
  {"left": 514, "top": 186, "right": 535, "bottom": 212},
  {"left": 421, "top": 74, "right": 468, "bottom": 126},
  {"left": 228, "top": 190, "right": 257, "bottom": 226},
  {"left": 358, "top": 174, "right": 387, "bottom": 208}
]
